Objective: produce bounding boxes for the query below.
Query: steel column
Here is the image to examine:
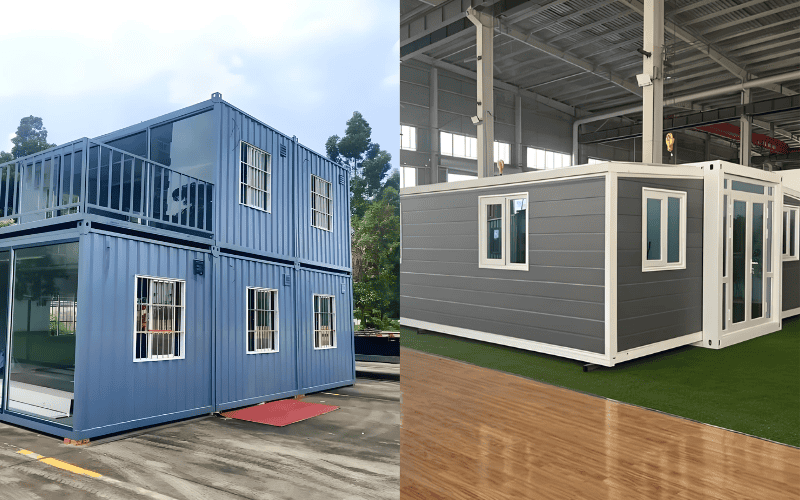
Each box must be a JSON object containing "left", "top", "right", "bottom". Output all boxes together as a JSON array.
[
  {"left": 515, "top": 93, "right": 523, "bottom": 168},
  {"left": 430, "top": 67, "right": 440, "bottom": 183},
  {"left": 642, "top": 0, "right": 664, "bottom": 164},
  {"left": 740, "top": 88, "right": 752, "bottom": 166},
  {"left": 467, "top": 7, "right": 494, "bottom": 178}
]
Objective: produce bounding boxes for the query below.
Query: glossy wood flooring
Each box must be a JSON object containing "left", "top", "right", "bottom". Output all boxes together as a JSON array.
[{"left": 400, "top": 348, "right": 800, "bottom": 500}]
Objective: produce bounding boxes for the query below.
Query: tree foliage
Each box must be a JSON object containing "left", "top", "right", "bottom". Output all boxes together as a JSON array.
[
  {"left": 326, "top": 112, "right": 399, "bottom": 327},
  {"left": 1, "top": 116, "right": 56, "bottom": 161}
]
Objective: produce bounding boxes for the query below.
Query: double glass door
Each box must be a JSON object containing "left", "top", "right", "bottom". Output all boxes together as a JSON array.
[{"left": 724, "top": 183, "right": 773, "bottom": 331}]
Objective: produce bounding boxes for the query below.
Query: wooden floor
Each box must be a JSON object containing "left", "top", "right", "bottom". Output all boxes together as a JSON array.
[{"left": 400, "top": 348, "right": 800, "bottom": 500}]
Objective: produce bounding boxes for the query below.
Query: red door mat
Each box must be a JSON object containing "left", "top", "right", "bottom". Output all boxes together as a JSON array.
[{"left": 221, "top": 400, "right": 339, "bottom": 427}]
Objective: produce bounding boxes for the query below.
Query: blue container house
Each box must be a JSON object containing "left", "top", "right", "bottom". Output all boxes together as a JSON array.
[{"left": 0, "top": 93, "right": 355, "bottom": 440}]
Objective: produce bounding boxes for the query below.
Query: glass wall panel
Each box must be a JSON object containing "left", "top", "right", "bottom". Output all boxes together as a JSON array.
[
  {"left": 487, "top": 204, "right": 502, "bottom": 260},
  {"left": 149, "top": 111, "right": 215, "bottom": 183},
  {"left": 723, "top": 196, "right": 728, "bottom": 277},
  {"left": 509, "top": 198, "right": 527, "bottom": 264},
  {"left": 732, "top": 201, "right": 746, "bottom": 323},
  {"left": 8, "top": 242, "right": 79, "bottom": 426},
  {"left": 107, "top": 131, "right": 147, "bottom": 158},
  {"left": 646, "top": 198, "right": 661, "bottom": 260},
  {"left": 752, "top": 203, "right": 763, "bottom": 319},
  {"left": 731, "top": 180, "right": 764, "bottom": 195},
  {"left": 0, "top": 251, "right": 9, "bottom": 410},
  {"left": 667, "top": 197, "right": 680, "bottom": 263}
]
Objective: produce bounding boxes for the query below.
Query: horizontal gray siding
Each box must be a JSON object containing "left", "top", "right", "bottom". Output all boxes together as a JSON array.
[
  {"left": 401, "top": 177, "right": 606, "bottom": 354},
  {"left": 783, "top": 195, "right": 800, "bottom": 312},
  {"left": 617, "top": 178, "right": 703, "bottom": 352}
]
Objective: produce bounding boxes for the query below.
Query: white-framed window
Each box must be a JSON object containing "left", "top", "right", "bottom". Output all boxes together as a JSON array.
[
  {"left": 527, "top": 147, "right": 571, "bottom": 170},
  {"left": 588, "top": 157, "right": 604, "bottom": 165},
  {"left": 447, "top": 171, "right": 476, "bottom": 183},
  {"left": 313, "top": 295, "right": 336, "bottom": 349},
  {"left": 401, "top": 125, "right": 416, "bottom": 151},
  {"left": 134, "top": 276, "right": 186, "bottom": 361},
  {"left": 478, "top": 193, "right": 529, "bottom": 270},
  {"left": 494, "top": 141, "right": 511, "bottom": 164},
  {"left": 440, "top": 131, "right": 477, "bottom": 159},
  {"left": 311, "top": 174, "right": 333, "bottom": 231},
  {"left": 642, "top": 188, "right": 687, "bottom": 271},
  {"left": 782, "top": 206, "right": 799, "bottom": 260},
  {"left": 246, "top": 287, "right": 278, "bottom": 354},
  {"left": 400, "top": 166, "right": 416, "bottom": 188},
  {"left": 240, "top": 142, "right": 271, "bottom": 212}
]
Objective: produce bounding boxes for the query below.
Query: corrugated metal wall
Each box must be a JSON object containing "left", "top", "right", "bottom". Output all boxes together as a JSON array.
[
  {"left": 401, "top": 177, "right": 607, "bottom": 354},
  {"left": 216, "top": 103, "right": 297, "bottom": 259},
  {"left": 296, "top": 145, "right": 352, "bottom": 270},
  {"left": 73, "top": 232, "right": 213, "bottom": 436},
  {"left": 215, "top": 255, "right": 298, "bottom": 411},
  {"left": 616, "top": 178, "right": 704, "bottom": 351},
  {"left": 296, "top": 268, "right": 355, "bottom": 392}
]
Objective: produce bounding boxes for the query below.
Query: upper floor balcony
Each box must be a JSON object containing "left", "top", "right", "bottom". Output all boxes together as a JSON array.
[{"left": 0, "top": 138, "right": 214, "bottom": 239}]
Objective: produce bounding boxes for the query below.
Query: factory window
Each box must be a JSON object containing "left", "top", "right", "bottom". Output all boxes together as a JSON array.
[
  {"left": 135, "top": 276, "right": 185, "bottom": 361},
  {"left": 447, "top": 171, "right": 475, "bottom": 183},
  {"left": 494, "top": 142, "right": 510, "bottom": 164},
  {"left": 478, "top": 193, "right": 529, "bottom": 270},
  {"left": 311, "top": 175, "right": 333, "bottom": 231},
  {"left": 401, "top": 125, "right": 416, "bottom": 151},
  {"left": 783, "top": 206, "right": 799, "bottom": 260},
  {"left": 642, "top": 188, "right": 686, "bottom": 271},
  {"left": 247, "top": 287, "right": 278, "bottom": 354},
  {"left": 527, "top": 147, "right": 571, "bottom": 169},
  {"left": 588, "top": 157, "right": 604, "bottom": 165},
  {"left": 400, "top": 167, "right": 416, "bottom": 188},
  {"left": 240, "top": 142, "right": 271, "bottom": 212},
  {"left": 313, "top": 295, "right": 336, "bottom": 349},
  {"left": 440, "top": 132, "right": 477, "bottom": 159}
]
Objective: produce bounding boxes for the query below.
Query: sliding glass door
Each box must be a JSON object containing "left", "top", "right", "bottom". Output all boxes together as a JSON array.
[{"left": 0, "top": 251, "right": 9, "bottom": 412}]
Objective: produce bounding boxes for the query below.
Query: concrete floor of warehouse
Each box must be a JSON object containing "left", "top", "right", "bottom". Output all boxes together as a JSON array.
[{"left": 0, "top": 375, "right": 400, "bottom": 500}]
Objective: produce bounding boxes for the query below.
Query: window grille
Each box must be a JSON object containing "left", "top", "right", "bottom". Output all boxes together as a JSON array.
[
  {"left": 311, "top": 175, "right": 333, "bottom": 231},
  {"left": 247, "top": 287, "right": 278, "bottom": 353},
  {"left": 240, "top": 142, "right": 271, "bottom": 211},
  {"left": 135, "top": 276, "right": 185, "bottom": 361},
  {"left": 313, "top": 295, "right": 336, "bottom": 349}
]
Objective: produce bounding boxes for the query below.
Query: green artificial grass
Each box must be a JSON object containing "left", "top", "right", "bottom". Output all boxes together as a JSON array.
[{"left": 400, "top": 320, "right": 800, "bottom": 447}]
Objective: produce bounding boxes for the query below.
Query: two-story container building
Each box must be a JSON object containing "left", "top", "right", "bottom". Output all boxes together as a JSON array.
[{"left": 0, "top": 93, "right": 354, "bottom": 441}]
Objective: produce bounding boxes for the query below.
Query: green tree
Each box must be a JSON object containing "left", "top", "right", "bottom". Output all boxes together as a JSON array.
[
  {"left": 4, "top": 116, "right": 56, "bottom": 160},
  {"left": 351, "top": 186, "right": 400, "bottom": 329}
]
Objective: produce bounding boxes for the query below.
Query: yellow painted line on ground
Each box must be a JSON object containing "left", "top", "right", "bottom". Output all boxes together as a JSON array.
[{"left": 16, "top": 449, "right": 102, "bottom": 478}]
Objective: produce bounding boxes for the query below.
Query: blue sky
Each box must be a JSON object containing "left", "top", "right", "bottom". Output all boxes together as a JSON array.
[{"left": 0, "top": 0, "right": 399, "bottom": 171}]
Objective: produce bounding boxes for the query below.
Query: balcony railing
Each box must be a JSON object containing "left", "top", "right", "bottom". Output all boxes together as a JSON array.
[{"left": 0, "top": 139, "right": 214, "bottom": 237}]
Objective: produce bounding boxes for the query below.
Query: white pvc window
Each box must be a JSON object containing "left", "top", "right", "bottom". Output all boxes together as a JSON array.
[
  {"left": 478, "top": 193, "right": 529, "bottom": 271},
  {"left": 400, "top": 167, "right": 416, "bottom": 188},
  {"left": 313, "top": 295, "right": 336, "bottom": 349},
  {"left": 440, "top": 131, "right": 477, "bottom": 159},
  {"left": 311, "top": 175, "right": 333, "bottom": 231},
  {"left": 135, "top": 276, "right": 185, "bottom": 361},
  {"left": 782, "top": 206, "right": 799, "bottom": 260},
  {"left": 494, "top": 142, "right": 510, "bottom": 164},
  {"left": 401, "top": 125, "right": 416, "bottom": 151},
  {"left": 642, "top": 188, "right": 687, "bottom": 271},
  {"left": 527, "top": 147, "right": 571, "bottom": 169},
  {"left": 240, "top": 142, "right": 271, "bottom": 212},
  {"left": 247, "top": 287, "right": 278, "bottom": 354}
]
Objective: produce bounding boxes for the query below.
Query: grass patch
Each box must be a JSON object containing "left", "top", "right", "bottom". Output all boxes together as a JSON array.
[{"left": 401, "top": 320, "right": 800, "bottom": 447}]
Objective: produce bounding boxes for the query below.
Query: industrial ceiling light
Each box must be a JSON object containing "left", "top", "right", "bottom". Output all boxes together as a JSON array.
[
  {"left": 471, "top": 116, "right": 482, "bottom": 125},
  {"left": 636, "top": 73, "right": 653, "bottom": 87}
]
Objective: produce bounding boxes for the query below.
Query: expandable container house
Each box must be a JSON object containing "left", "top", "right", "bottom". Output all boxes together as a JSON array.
[
  {"left": 0, "top": 93, "right": 354, "bottom": 440},
  {"left": 400, "top": 160, "right": 790, "bottom": 367}
]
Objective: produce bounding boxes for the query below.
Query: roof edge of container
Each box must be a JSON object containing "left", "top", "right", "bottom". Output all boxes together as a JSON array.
[{"left": 92, "top": 99, "right": 215, "bottom": 143}]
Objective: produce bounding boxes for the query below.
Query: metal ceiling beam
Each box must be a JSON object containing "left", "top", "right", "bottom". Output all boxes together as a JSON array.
[
  {"left": 684, "top": 0, "right": 771, "bottom": 26},
  {"left": 615, "top": 0, "right": 797, "bottom": 97},
  {"left": 414, "top": 54, "right": 579, "bottom": 117},
  {"left": 468, "top": 8, "right": 643, "bottom": 97},
  {"left": 699, "top": 3, "right": 799, "bottom": 36}
]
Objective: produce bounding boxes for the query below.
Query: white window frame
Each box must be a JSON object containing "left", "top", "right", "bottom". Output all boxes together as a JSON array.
[
  {"left": 642, "top": 188, "right": 687, "bottom": 272},
  {"left": 133, "top": 275, "right": 186, "bottom": 362},
  {"left": 311, "top": 174, "right": 333, "bottom": 232},
  {"left": 782, "top": 206, "right": 799, "bottom": 261},
  {"left": 239, "top": 141, "right": 272, "bottom": 212},
  {"left": 401, "top": 125, "right": 416, "bottom": 151},
  {"left": 440, "top": 131, "right": 477, "bottom": 159},
  {"left": 478, "top": 192, "right": 529, "bottom": 271},
  {"left": 400, "top": 166, "right": 416, "bottom": 188},
  {"left": 246, "top": 287, "right": 279, "bottom": 354},
  {"left": 313, "top": 294, "right": 337, "bottom": 350}
]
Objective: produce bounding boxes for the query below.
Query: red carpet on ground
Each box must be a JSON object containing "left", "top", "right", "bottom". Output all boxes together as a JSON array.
[{"left": 221, "top": 399, "right": 339, "bottom": 426}]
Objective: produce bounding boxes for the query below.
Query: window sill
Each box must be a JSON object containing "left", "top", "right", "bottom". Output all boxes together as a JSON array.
[
  {"left": 313, "top": 345, "right": 337, "bottom": 351},
  {"left": 641, "top": 263, "right": 686, "bottom": 272},
  {"left": 133, "top": 356, "right": 186, "bottom": 363},
  {"left": 241, "top": 202, "right": 271, "bottom": 213},
  {"left": 479, "top": 263, "right": 529, "bottom": 271},
  {"left": 247, "top": 349, "right": 280, "bottom": 355}
]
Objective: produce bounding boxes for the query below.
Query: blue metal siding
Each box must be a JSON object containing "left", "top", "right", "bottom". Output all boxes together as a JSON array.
[
  {"left": 215, "top": 255, "right": 298, "bottom": 411},
  {"left": 73, "top": 232, "right": 213, "bottom": 435},
  {"left": 296, "top": 146, "right": 352, "bottom": 270},
  {"left": 296, "top": 269, "right": 355, "bottom": 391},
  {"left": 216, "top": 103, "right": 296, "bottom": 259}
]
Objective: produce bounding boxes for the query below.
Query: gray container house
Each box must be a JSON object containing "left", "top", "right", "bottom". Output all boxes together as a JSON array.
[
  {"left": 400, "top": 160, "right": 786, "bottom": 366},
  {"left": 0, "top": 94, "right": 354, "bottom": 440}
]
